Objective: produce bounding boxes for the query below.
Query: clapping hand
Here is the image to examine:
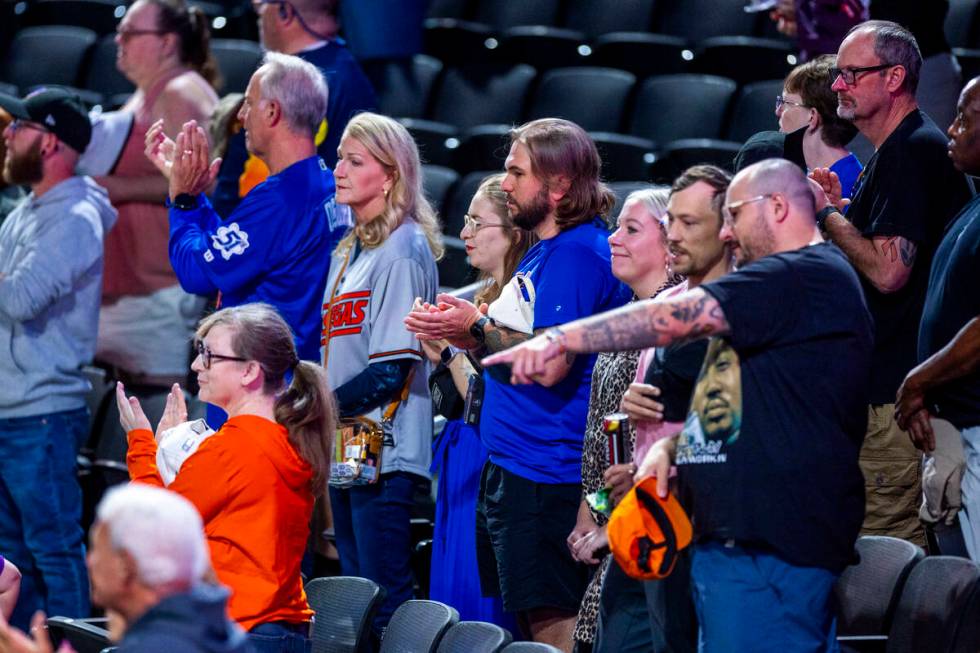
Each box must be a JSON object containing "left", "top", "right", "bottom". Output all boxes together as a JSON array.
[
  {"left": 808, "top": 168, "right": 850, "bottom": 213},
  {"left": 0, "top": 611, "right": 70, "bottom": 653},
  {"left": 116, "top": 382, "right": 152, "bottom": 434}
]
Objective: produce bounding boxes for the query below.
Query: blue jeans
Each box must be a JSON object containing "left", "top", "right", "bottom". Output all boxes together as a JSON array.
[
  {"left": 0, "top": 408, "right": 90, "bottom": 629},
  {"left": 690, "top": 541, "right": 839, "bottom": 653},
  {"left": 248, "top": 622, "right": 311, "bottom": 653},
  {"left": 330, "top": 472, "right": 426, "bottom": 638}
]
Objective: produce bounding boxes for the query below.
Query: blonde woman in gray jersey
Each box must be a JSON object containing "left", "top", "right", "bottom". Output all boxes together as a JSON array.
[{"left": 320, "top": 112, "right": 442, "bottom": 640}]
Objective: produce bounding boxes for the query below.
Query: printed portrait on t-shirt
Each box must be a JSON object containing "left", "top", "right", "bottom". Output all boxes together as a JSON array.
[{"left": 676, "top": 338, "right": 742, "bottom": 465}]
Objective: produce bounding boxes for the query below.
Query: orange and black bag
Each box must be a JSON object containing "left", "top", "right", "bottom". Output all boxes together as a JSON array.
[{"left": 607, "top": 477, "right": 693, "bottom": 580}]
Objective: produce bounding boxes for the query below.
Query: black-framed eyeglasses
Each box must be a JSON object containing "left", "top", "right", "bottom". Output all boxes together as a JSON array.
[
  {"left": 115, "top": 27, "right": 170, "bottom": 40},
  {"left": 8, "top": 119, "right": 50, "bottom": 135},
  {"left": 775, "top": 96, "right": 808, "bottom": 111},
  {"left": 462, "top": 214, "right": 512, "bottom": 233},
  {"left": 195, "top": 340, "right": 248, "bottom": 370},
  {"left": 829, "top": 63, "right": 897, "bottom": 86}
]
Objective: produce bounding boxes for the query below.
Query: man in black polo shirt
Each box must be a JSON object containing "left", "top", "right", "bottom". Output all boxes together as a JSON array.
[
  {"left": 811, "top": 20, "right": 972, "bottom": 547},
  {"left": 486, "top": 158, "right": 874, "bottom": 650},
  {"left": 895, "top": 76, "right": 980, "bottom": 561}
]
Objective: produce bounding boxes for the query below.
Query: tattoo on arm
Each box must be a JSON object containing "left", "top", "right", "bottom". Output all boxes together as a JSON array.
[
  {"left": 879, "top": 236, "right": 916, "bottom": 268},
  {"left": 482, "top": 322, "right": 533, "bottom": 354},
  {"left": 899, "top": 238, "right": 917, "bottom": 268}
]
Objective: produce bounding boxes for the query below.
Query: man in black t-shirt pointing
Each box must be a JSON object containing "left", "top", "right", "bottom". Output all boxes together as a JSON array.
[
  {"left": 811, "top": 20, "right": 971, "bottom": 547},
  {"left": 485, "top": 158, "right": 874, "bottom": 650}
]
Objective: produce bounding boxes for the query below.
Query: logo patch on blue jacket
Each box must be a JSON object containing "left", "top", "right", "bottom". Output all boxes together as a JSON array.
[{"left": 210, "top": 222, "right": 250, "bottom": 261}]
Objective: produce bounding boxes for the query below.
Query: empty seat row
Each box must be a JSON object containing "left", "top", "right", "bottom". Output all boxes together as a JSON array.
[{"left": 0, "top": 27, "right": 264, "bottom": 102}]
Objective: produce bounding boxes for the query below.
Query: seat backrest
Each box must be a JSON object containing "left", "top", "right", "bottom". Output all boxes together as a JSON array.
[
  {"left": 629, "top": 74, "right": 738, "bottom": 142},
  {"left": 82, "top": 34, "right": 135, "bottom": 96},
  {"left": 473, "top": 0, "right": 561, "bottom": 31},
  {"left": 527, "top": 67, "right": 635, "bottom": 133},
  {"left": 562, "top": 0, "right": 656, "bottom": 39},
  {"left": 47, "top": 617, "right": 112, "bottom": 653},
  {"left": 725, "top": 78, "right": 783, "bottom": 142},
  {"left": 946, "top": 0, "right": 980, "bottom": 48},
  {"left": 444, "top": 170, "right": 494, "bottom": 236},
  {"left": 2, "top": 25, "right": 97, "bottom": 88},
  {"left": 376, "top": 55, "right": 443, "bottom": 119},
  {"left": 422, "top": 164, "right": 460, "bottom": 218},
  {"left": 834, "top": 536, "right": 925, "bottom": 637},
  {"left": 591, "top": 32, "right": 690, "bottom": 79},
  {"left": 378, "top": 600, "right": 459, "bottom": 653},
  {"left": 692, "top": 36, "right": 794, "bottom": 87},
  {"left": 306, "top": 576, "right": 385, "bottom": 653},
  {"left": 652, "top": 0, "right": 757, "bottom": 42},
  {"left": 501, "top": 642, "right": 564, "bottom": 653},
  {"left": 435, "top": 621, "right": 512, "bottom": 653},
  {"left": 25, "top": 0, "right": 125, "bottom": 36},
  {"left": 886, "top": 555, "right": 980, "bottom": 653},
  {"left": 431, "top": 63, "right": 536, "bottom": 129},
  {"left": 210, "top": 38, "right": 263, "bottom": 94}
]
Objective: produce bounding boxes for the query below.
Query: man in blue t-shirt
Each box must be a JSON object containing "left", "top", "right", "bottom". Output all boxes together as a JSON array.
[
  {"left": 487, "top": 159, "right": 874, "bottom": 651},
  {"left": 149, "top": 53, "right": 348, "bottom": 423},
  {"left": 404, "top": 119, "right": 629, "bottom": 650}
]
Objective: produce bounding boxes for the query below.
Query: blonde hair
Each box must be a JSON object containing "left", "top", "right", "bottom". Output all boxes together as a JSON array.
[{"left": 336, "top": 112, "right": 444, "bottom": 259}]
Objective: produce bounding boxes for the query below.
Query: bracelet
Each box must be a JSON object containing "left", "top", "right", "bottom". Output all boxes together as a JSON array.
[
  {"left": 815, "top": 205, "right": 837, "bottom": 230},
  {"left": 545, "top": 327, "right": 567, "bottom": 355}
]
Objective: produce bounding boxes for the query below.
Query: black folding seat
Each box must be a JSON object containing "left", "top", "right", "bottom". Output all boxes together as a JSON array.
[
  {"left": 653, "top": 0, "right": 757, "bottom": 42},
  {"left": 725, "top": 79, "right": 784, "bottom": 142},
  {"left": 401, "top": 118, "right": 459, "bottom": 168},
  {"left": 375, "top": 54, "right": 443, "bottom": 119},
  {"left": 210, "top": 38, "right": 263, "bottom": 93},
  {"left": 453, "top": 124, "right": 511, "bottom": 176},
  {"left": 562, "top": 0, "right": 656, "bottom": 39},
  {"left": 82, "top": 34, "right": 135, "bottom": 98},
  {"left": 494, "top": 26, "right": 587, "bottom": 71},
  {"left": 25, "top": 0, "right": 125, "bottom": 36},
  {"left": 629, "top": 74, "right": 738, "bottom": 143},
  {"left": 693, "top": 36, "right": 795, "bottom": 87},
  {"left": 429, "top": 63, "right": 536, "bottom": 129},
  {"left": 443, "top": 170, "right": 496, "bottom": 236},
  {"left": 591, "top": 32, "right": 690, "bottom": 79},
  {"left": 955, "top": 48, "right": 980, "bottom": 82},
  {"left": 608, "top": 180, "right": 655, "bottom": 222},
  {"left": 648, "top": 138, "right": 742, "bottom": 184},
  {"left": 1, "top": 26, "right": 97, "bottom": 89},
  {"left": 428, "top": 0, "right": 474, "bottom": 20},
  {"left": 590, "top": 132, "right": 657, "bottom": 183},
  {"left": 424, "top": 18, "right": 495, "bottom": 64},
  {"left": 472, "top": 0, "right": 561, "bottom": 31},
  {"left": 526, "top": 67, "right": 635, "bottom": 132},
  {"left": 422, "top": 164, "right": 460, "bottom": 220},
  {"left": 947, "top": 0, "right": 980, "bottom": 48}
]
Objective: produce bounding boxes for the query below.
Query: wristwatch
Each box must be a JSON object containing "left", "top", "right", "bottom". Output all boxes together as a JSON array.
[
  {"left": 469, "top": 315, "right": 490, "bottom": 344},
  {"left": 440, "top": 345, "right": 459, "bottom": 365},
  {"left": 816, "top": 205, "right": 837, "bottom": 230},
  {"left": 172, "top": 193, "right": 199, "bottom": 211}
]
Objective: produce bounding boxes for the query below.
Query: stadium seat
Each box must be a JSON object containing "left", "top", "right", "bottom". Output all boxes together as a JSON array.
[
  {"left": 306, "top": 576, "right": 385, "bottom": 653},
  {"left": 526, "top": 67, "right": 635, "bottom": 132},
  {"left": 693, "top": 36, "right": 795, "bottom": 86},
  {"left": 374, "top": 54, "right": 443, "bottom": 119},
  {"left": 947, "top": 0, "right": 980, "bottom": 49},
  {"left": 653, "top": 0, "right": 758, "bottom": 42},
  {"left": 648, "top": 138, "right": 741, "bottom": 183},
  {"left": 423, "top": 164, "right": 460, "bottom": 218},
  {"left": 834, "top": 536, "right": 924, "bottom": 644},
  {"left": 725, "top": 79, "right": 783, "bottom": 142},
  {"left": 885, "top": 556, "right": 980, "bottom": 653},
  {"left": 429, "top": 63, "right": 536, "bottom": 129},
  {"left": 591, "top": 32, "right": 690, "bottom": 80},
  {"left": 562, "top": 0, "right": 656, "bottom": 39},
  {"left": 444, "top": 170, "right": 496, "bottom": 236},
  {"left": 494, "top": 26, "right": 588, "bottom": 71},
  {"left": 427, "top": 0, "right": 473, "bottom": 20},
  {"left": 210, "top": 38, "right": 263, "bottom": 93},
  {"left": 591, "top": 132, "right": 656, "bottom": 182},
  {"left": 452, "top": 124, "right": 512, "bottom": 176},
  {"left": 82, "top": 34, "right": 135, "bottom": 98},
  {"left": 439, "top": 238, "right": 476, "bottom": 290},
  {"left": 46, "top": 617, "right": 111, "bottom": 653},
  {"left": 24, "top": 0, "right": 125, "bottom": 36},
  {"left": 502, "top": 641, "right": 564, "bottom": 652},
  {"left": 423, "top": 18, "right": 495, "bottom": 64},
  {"left": 955, "top": 48, "right": 980, "bottom": 83},
  {"left": 400, "top": 118, "right": 459, "bottom": 168},
  {"left": 378, "top": 600, "right": 459, "bottom": 653},
  {"left": 1, "top": 26, "right": 97, "bottom": 89},
  {"left": 629, "top": 74, "right": 738, "bottom": 143},
  {"left": 608, "top": 180, "right": 653, "bottom": 221},
  {"left": 435, "top": 621, "right": 512, "bottom": 653},
  {"left": 472, "top": 0, "right": 561, "bottom": 31}
]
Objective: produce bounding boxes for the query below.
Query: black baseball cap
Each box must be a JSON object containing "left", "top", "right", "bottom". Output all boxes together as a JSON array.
[
  {"left": 733, "top": 126, "right": 808, "bottom": 173},
  {"left": 0, "top": 87, "right": 92, "bottom": 153}
]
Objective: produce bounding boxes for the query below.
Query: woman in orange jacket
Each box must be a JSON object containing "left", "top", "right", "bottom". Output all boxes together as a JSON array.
[{"left": 117, "top": 302, "right": 335, "bottom": 653}]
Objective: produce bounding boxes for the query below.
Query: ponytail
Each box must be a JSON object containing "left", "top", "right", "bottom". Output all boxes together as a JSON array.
[
  {"left": 274, "top": 361, "right": 336, "bottom": 496},
  {"left": 151, "top": 0, "right": 223, "bottom": 90}
]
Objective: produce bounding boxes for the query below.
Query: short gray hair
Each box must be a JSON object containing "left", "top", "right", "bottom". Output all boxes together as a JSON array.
[
  {"left": 624, "top": 187, "right": 671, "bottom": 228},
  {"left": 257, "top": 51, "right": 328, "bottom": 136},
  {"left": 848, "top": 20, "right": 922, "bottom": 95},
  {"left": 96, "top": 484, "right": 210, "bottom": 589}
]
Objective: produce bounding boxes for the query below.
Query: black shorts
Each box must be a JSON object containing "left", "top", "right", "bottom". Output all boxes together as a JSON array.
[{"left": 476, "top": 461, "right": 590, "bottom": 613}]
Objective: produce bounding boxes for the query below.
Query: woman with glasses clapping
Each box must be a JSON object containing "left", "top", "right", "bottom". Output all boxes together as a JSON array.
[{"left": 118, "top": 303, "right": 335, "bottom": 653}]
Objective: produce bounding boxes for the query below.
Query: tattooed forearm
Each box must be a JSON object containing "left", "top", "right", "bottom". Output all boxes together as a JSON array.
[
  {"left": 482, "top": 322, "right": 534, "bottom": 354},
  {"left": 573, "top": 289, "right": 729, "bottom": 354},
  {"left": 899, "top": 238, "right": 917, "bottom": 268}
]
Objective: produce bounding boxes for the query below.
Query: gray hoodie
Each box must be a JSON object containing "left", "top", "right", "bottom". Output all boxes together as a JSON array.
[{"left": 0, "top": 176, "right": 117, "bottom": 417}]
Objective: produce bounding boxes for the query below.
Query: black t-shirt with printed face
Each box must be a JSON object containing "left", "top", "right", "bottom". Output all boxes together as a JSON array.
[
  {"left": 644, "top": 340, "right": 709, "bottom": 423},
  {"left": 678, "top": 243, "right": 874, "bottom": 572},
  {"left": 919, "top": 195, "right": 980, "bottom": 429},
  {"left": 845, "top": 110, "right": 972, "bottom": 404}
]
